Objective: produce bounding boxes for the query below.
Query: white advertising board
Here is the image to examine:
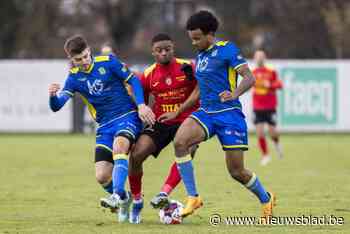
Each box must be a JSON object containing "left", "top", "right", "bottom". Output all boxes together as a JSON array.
[{"left": 0, "top": 60, "right": 72, "bottom": 132}]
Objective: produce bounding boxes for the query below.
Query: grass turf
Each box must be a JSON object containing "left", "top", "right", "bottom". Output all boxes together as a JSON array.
[{"left": 0, "top": 134, "right": 349, "bottom": 233}]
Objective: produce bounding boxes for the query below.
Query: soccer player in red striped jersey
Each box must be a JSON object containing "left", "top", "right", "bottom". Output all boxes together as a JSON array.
[
  {"left": 128, "top": 33, "right": 199, "bottom": 223},
  {"left": 252, "top": 49, "right": 283, "bottom": 166}
]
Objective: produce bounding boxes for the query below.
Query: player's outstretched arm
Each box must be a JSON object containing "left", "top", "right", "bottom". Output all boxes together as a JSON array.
[
  {"left": 48, "top": 83, "right": 71, "bottom": 112},
  {"left": 127, "top": 76, "right": 156, "bottom": 125},
  {"left": 158, "top": 85, "right": 200, "bottom": 123},
  {"left": 219, "top": 64, "right": 255, "bottom": 102}
]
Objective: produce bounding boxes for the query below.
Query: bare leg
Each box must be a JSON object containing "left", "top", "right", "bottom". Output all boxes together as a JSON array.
[
  {"left": 174, "top": 118, "right": 206, "bottom": 157},
  {"left": 268, "top": 125, "right": 283, "bottom": 158},
  {"left": 225, "top": 150, "right": 270, "bottom": 203},
  {"left": 173, "top": 117, "right": 206, "bottom": 216},
  {"left": 128, "top": 134, "right": 156, "bottom": 200}
]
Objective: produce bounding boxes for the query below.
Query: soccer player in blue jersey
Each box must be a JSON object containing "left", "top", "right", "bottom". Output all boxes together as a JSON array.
[
  {"left": 173, "top": 11, "right": 276, "bottom": 221},
  {"left": 48, "top": 35, "right": 155, "bottom": 222}
]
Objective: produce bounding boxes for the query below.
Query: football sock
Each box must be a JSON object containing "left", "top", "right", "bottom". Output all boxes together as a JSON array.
[
  {"left": 129, "top": 172, "right": 143, "bottom": 200},
  {"left": 258, "top": 137, "right": 268, "bottom": 156},
  {"left": 102, "top": 179, "right": 113, "bottom": 194},
  {"left": 245, "top": 173, "right": 270, "bottom": 203},
  {"left": 176, "top": 154, "right": 198, "bottom": 197},
  {"left": 161, "top": 162, "right": 181, "bottom": 195},
  {"left": 112, "top": 154, "right": 129, "bottom": 200}
]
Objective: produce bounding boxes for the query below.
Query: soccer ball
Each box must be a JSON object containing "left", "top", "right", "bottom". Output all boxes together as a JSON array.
[{"left": 159, "top": 200, "right": 184, "bottom": 224}]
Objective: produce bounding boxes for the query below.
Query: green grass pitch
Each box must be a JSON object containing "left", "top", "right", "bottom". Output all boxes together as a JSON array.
[{"left": 0, "top": 134, "right": 349, "bottom": 233}]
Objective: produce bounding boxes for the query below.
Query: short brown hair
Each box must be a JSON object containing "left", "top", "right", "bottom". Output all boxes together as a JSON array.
[{"left": 64, "top": 35, "right": 88, "bottom": 56}]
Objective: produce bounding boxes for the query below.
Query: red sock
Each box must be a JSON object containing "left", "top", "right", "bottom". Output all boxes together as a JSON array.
[
  {"left": 161, "top": 162, "right": 181, "bottom": 195},
  {"left": 258, "top": 137, "right": 268, "bottom": 156},
  {"left": 128, "top": 172, "right": 143, "bottom": 200}
]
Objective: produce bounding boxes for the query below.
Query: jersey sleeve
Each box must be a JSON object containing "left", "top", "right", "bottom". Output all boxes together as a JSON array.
[
  {"left": 190, "top": 61, "right": 197, "bottom": 84},
  {"left": 223, "top": 42, "right": 247, "bottom": 70},
  {"left": 271, "top": 70, "right": 283, "bottom": 90},
  {"left": 50, "top": 75, "right": 74, "bottom": 112},
  {"left": 109, "top": 55, "right": 135, "bottom": 82},
  {"left": 61, "top": 75, "right": 76, "bottom": 97},
  {"left": 139, "top": 72, "right": 150, "bottom": 104}
]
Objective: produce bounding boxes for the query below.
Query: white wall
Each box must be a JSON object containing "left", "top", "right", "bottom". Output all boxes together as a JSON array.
[{"left": 0, "top": 60, "right": 72, "bottom": 132}]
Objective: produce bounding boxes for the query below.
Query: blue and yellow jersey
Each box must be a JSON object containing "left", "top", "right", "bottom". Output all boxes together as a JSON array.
[
  {"left": 195, "top": 40, "right": 247, "bottom": 113},
  {"left": 62, "top": 54, "right": 137, "bottom": 126}
]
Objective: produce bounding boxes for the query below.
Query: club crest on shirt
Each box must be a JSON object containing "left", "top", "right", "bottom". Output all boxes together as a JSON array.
[
  {"left": 211, "top": 49, "right": 218, "bottom": 57},
  {"left": 121, "top": 64, "right": 128, "bottom": 73},
  {"left": 98, "top": 67, "right": 106, "bottom": 75},
  {"left": 165, "top": 76, "right": 172, "bottom": 85}
]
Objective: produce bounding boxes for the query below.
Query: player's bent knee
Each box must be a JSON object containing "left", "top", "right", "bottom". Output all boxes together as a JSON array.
[
  {"left": 95, "top": 148, "right": 113, "bottom": 184},
  {"left": 174, "top": 136, "right": 188, "bottom": 151},
  {"left": 174, "top": 139, "right": 190, "bottom": 157},
  {"left": 229, "top": 168, "right": 251, "bottom": 184},
  {"left": 95, "top": 170, "right": 112, "bottom": 185},
  {"left": 229, "top": 168, "right": 244, "bottom": 181},
  {"left": 113, "top": 133, "right": 134, "bottom": 154}
]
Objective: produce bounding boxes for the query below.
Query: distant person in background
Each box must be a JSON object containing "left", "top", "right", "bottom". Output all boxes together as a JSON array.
[
  {"left": 252, "top": 49, "right": 283, "bottom": 166},
  {"left": 99, "top": 43, "right": 141, "bottom": 95},
  {"left": 100, "top": 43, "right": 116, "bottom": 56}
]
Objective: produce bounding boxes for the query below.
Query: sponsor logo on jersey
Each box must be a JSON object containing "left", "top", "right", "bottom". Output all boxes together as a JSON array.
[
  {"left": 87, "top": 79, "right": 104, "bottom": 95},
  {"left": 161, "top": 103, "right": 180, "bottom": 112},
  {"left": 196, "top": 57, "right": 209, "bottom": 72}
]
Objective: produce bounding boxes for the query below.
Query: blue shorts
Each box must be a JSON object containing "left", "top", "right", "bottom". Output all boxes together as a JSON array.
[
  {"left": 190, "top": 108, "right": 248, "bottom": 151},
  {"left": 95, "top": 111, "right": 142, "bottom": 152}
]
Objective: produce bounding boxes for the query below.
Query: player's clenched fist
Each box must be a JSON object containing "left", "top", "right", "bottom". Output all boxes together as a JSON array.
[{"left": 49, "top": 83, "right": 61, "bottom": 97}]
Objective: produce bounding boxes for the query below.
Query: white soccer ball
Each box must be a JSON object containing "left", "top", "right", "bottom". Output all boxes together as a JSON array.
[{"left": 159, "top": 200, "right": 184, "bottom": 224}]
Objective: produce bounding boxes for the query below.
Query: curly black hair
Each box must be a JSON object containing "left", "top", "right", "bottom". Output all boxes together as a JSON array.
[{"left": 186, "top": 10, "right": 219, "bottom": 35}]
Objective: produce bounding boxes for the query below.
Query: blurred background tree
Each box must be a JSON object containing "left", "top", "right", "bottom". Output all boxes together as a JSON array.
[{"left": 0, "top": 0, "right": 349, "bottom": 61}]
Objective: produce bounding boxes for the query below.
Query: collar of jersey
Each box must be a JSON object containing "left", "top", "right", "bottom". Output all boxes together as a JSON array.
[
  {"left": 199, "top": 44, "right": 215, "bottom": 56},
  {"left": 80, "top": 57, "right": 95, "bottom": 74},
  {"left": 205, "top": 44, "right": 215, "bottom": 52},
  {"left": 205, "top": 39, "right": 221, "bottom": 52}
]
